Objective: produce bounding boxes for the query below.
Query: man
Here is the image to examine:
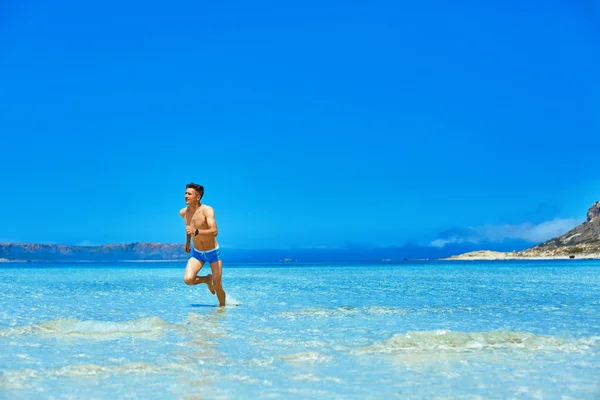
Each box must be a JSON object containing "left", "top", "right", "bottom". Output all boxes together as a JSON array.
[{"left": 180, "top": 182, "right": 226, "bottom": 307}]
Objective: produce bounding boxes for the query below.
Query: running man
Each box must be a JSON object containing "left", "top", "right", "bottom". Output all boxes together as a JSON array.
[{"left": 180, "top": 182, "right": 226, "bottom": 307}]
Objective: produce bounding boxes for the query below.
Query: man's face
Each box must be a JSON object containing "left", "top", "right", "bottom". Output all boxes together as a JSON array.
[{"left": 184, "top": 188, "right": 198, "bottom": 205}]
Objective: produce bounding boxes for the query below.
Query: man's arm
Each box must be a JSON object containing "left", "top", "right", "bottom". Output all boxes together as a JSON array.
[{"left": 180, "top": 208, "right": 192, "bottom": 245}]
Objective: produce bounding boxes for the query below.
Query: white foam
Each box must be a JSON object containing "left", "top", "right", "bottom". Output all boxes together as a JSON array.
[
  {"left": 278, "top": 305, "right": 430, "bottom": 319},
  {"left": 2, "top": 316, "right": 172, "bottom": 341},
  {"left": 279, "top": 351, "right": 333, "bottom": 363},
  {"left": 0, "top": 362, "right": 200, "bottom": 389},
  {"left": 292, "top": 374, "right": 342, "bottom": 383},
  {"left": 226, "top": 295, "right": 242, "bottom": 306},
  {"left": 356, "top": 330, "right": 600, "bottom": 354}
]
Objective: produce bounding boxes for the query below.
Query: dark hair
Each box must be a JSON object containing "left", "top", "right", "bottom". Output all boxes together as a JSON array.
[{"left": 186, "top": 182, "right": 204, "bottom": 200}]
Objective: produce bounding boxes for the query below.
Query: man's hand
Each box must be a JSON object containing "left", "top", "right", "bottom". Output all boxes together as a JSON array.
[
  {"left": 185, "top": 225, "right": 196, "bottom": 236},
  {"left": 184, "top": 241, "right": 191, "bottom": 253}
]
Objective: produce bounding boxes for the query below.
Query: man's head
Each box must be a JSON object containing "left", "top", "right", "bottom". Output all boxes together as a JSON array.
[{"left": 185, "top": 182, "right": 204, "bottom": 205}]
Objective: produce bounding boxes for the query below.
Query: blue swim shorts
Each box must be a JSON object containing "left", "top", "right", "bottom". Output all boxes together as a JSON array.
[{"left": 191, "top": 247, "right": 222, "bottom": 263}]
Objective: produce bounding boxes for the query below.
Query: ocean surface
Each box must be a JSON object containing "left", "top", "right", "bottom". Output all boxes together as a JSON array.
[{"left": 1, "top": 260, "right": 599, "bottom": 399}]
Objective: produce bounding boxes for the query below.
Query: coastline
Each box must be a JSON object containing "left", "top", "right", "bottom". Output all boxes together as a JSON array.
[
  {"left": 0, "top": 259, "right": 186, "bottom": 263},
  {"left": 441, "top": 250, "right": 600, "bottom": 261}
]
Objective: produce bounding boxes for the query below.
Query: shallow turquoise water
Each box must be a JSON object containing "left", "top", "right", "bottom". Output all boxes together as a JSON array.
[{"left": 1, "top": 260, "right": 599, "bottom": 399}]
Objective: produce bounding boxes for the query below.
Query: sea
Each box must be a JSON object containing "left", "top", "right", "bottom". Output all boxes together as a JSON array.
[{"left": 0, "top": 260, "right": 599, "bottom": 399}]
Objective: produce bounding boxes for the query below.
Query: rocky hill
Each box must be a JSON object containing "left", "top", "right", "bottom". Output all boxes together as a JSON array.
[
  {"left": 518, "top": 200, "right": 600, "bottom": 257},
  {"left": 446, "top": 200, "right": 600, "bottom": 260},
  {"left": 0, "top": 242, "right": 187, "bottom": 261}
]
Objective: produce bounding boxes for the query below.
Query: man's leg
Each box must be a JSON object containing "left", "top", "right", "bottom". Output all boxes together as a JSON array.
[
  {"left": 209, "top": 260, "right": 226, "bottom": 307},
  {"left": 184, "top": 257, "right": 213, "bottom": 290}
]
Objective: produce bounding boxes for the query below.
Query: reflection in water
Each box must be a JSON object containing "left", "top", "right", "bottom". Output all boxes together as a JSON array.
[{"left": 172, "top": 309, "right": 230, "bottom": 397}]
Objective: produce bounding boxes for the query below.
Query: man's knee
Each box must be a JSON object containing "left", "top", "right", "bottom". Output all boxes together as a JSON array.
[{"left": 184, "top": 276, "right": 195, "bottom": 285}]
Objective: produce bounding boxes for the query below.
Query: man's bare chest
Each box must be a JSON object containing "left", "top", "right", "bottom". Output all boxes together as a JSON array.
[{"left": 186, "top": 208, "right": 207, "bottom": 227}]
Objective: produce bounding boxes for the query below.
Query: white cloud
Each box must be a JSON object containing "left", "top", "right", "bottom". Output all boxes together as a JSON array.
[
  {"left": 480, "top": 219, "right": 581, "bottom": 243},
  {"left": 430, "top": 237, "right": 464, "bottom": 248},
  {"left": 430, "top": 218, "right": 582, "bottom": 248}
]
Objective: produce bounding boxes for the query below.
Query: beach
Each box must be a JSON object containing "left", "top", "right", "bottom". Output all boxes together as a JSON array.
[
  {"left": 442, "top": 250, "right": 600, "bottom": 261},
  {"left": 1, "top": 260, "right": 599, "bottom": 399}
]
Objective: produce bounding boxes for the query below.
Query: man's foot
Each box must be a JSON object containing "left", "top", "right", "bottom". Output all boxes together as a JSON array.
[{"left": 206, "top": 274, "right": 216, "bottom": 295}]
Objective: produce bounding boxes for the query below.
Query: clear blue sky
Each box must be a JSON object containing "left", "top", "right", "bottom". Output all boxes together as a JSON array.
[{"left": 1, "top": 0, "right": 598, "bottom": 250}]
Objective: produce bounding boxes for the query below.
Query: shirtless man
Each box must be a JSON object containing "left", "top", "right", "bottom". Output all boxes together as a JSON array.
[{"left": 180, "top": 182, "right": 226, "bottom": 307}]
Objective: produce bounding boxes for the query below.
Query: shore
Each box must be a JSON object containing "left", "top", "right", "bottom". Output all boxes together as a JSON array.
[{"left": 441, "top": 250, "right": 600, "bottom": 261}]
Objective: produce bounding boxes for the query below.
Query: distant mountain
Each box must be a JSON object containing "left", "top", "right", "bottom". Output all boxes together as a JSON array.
[
  {"left": 447, "top": 200, "right": 600, "bottom": 260},
  {"left": 0, "top": 242, "right": 185, "bottom": 262},
  {"left": 9, "top": 202, "right": 598, "bottom": 263},
  {"left": 0, "top": 240, "right": 529, "bottom": 263}
]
